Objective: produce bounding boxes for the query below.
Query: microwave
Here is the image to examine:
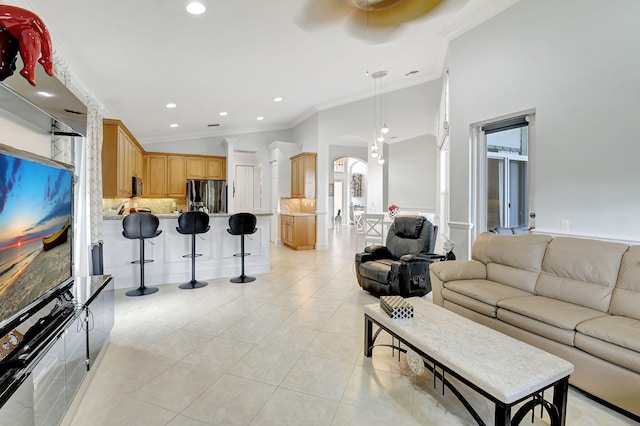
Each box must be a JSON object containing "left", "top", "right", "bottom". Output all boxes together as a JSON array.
[{"left": 132, "top": 176, "right": 143, "bottom": 197}]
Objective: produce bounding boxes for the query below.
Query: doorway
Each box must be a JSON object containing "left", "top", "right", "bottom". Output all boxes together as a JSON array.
[
  {"left": 235, "top": 164, "right": 254, "bottom": 212},
  {"left": 332, "top": 157, "right": 367, "bottom": 228}
]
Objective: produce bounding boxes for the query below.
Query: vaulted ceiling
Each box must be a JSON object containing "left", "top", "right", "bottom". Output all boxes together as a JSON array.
[{"left": 13, "top": 0, "right": 520, "bottom": 143}]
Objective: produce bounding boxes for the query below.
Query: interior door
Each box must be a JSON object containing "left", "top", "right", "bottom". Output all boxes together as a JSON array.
[{"left": 235, "top": 165, "right": 254, "bottom": 212}]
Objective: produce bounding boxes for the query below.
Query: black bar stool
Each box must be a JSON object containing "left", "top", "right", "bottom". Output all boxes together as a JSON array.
[
  {"left": 227, "top": 213, "right": 257, "bottom": 283},
  {"left": 176, "top": 211, "right": 210, "bottom": 289},
  {"left": 122, "top": 213, "right": 162, "bottom": 296}
]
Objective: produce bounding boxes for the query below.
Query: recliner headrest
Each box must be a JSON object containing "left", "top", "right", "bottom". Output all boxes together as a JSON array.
[{"left": 392, "top": 216, "right": 426, "bottom": 239}]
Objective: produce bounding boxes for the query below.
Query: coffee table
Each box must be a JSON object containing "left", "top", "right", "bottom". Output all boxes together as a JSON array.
[{"left": 363, "top": 297, "right": 574, "bottom": 426}]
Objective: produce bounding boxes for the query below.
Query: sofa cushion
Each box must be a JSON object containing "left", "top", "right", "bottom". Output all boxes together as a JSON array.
[
  {"left": 610, "top": 245, "right": 640, "bottom": 320},
  {"left": 575, "top": 315, "right": 640, "bottom": 374},
  {"left": 536, "top": 237, "right": 628, "bottom": 312},
  {"left": 577, "top": 315, "right": 640, "bottom": 353},
  {"left": 441, "top": 288, "right": 498, "bottom": 317},
  {"left": 472, "top": 233, "right": 552, "bottom": 274},
  {"left": 444, "top": 279, "right": 532, "bottom": 309},
  {"left": 497, "top": 296, "right": 607, "bottom": 345},
  {"left": 486, "top": 263, "right": 539, "bottom": 293},
  {"left": 497, "top": 308, "right": 577, "bottom": 346}
]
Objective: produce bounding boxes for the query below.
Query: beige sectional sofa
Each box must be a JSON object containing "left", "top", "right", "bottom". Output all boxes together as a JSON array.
[{"left": 429, "top": 232, "right": 640, "bottom": 418}]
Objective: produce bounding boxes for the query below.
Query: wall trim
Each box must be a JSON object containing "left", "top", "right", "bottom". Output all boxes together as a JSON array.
[
  {"left": 532, "top": 229, "right": 640, "bottom": 246},
  {"left": 448, "top": 221, "right": 475, "bottom": 230}
]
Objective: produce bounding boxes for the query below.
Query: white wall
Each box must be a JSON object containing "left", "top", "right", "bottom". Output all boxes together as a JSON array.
[
  {"left": 447, "top": 0, "right": 640, "bottom": 258},
  {"left": 388, "top": 134, "right": 437, "bottom": 212},
  {"left": 0, "top": 110, "right": 51, "bottom": 156}
]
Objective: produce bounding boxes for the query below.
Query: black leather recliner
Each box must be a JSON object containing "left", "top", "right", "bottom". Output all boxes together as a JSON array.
[{"left": 355, "top": 215, "right": 441, "bottom": 298}]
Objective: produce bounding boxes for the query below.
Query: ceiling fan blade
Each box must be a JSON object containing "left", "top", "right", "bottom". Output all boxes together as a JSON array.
[
  {"left": 354, "top": 0, "right": 446, "bottom": 28},
  {"left": 295, "top": 0, "right": 354, "bottom": 30}
]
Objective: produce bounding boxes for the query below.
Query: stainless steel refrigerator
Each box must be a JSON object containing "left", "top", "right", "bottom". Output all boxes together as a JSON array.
[{"left": 186, "top": 179, "right": 227, "bottom": 213}]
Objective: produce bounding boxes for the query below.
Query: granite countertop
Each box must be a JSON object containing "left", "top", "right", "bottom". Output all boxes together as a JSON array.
[{"left": 104, "top": 212, "right": 273, "bottom": 220}]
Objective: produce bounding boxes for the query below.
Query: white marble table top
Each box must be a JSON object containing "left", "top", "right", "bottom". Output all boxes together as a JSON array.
[{"left": 364, "top": 297, "right": 574, "bottom": 404}]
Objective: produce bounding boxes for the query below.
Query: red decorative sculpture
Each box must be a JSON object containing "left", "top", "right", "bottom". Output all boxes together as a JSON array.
[{"left": 0, "top": 6, "right": 54, "bottom": 86}]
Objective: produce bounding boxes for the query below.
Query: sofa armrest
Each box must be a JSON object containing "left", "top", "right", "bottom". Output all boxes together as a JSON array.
[
  {"left": 430, "top": 260, "right": 487, "bottom": 282},
  {"left": 429, "top": 260, "right": 487, "bottom": 306}
]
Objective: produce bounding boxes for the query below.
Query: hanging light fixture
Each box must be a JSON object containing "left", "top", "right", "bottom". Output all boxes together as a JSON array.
[{"left": 371, "top": 70, "right": 388, "bottom": 161}]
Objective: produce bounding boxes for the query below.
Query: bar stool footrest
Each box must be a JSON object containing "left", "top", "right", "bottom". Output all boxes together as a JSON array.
[{"left": 131, "top": 259, "right": 154, "bottom": 265}]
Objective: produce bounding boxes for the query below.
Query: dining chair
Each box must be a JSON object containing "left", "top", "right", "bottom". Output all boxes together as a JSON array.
[{"left": 362, "top": 213, "right": 385, "bottom": 246}]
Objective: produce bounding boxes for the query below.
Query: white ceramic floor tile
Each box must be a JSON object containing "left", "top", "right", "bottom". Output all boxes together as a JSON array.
[
  {"left": 280, "top": 354, "right": 355, "bottom": 401},
  {"left": 227, "top": 345, "right": 303, "bottom": 386},
  {"left": 182, "top": 336, "right": 255, "bottom": 374},
  {"left": 67, "top": 228, "right": 639, "bottom": 426},
  {"left": 132, "top": 361, "right": 223, "bottom": 413},
  {"left": 181, "top": 374, "right": 276, "bottom": 425},
  {"left": 250, "top": 387, "right": 339, "bottom": 426}
]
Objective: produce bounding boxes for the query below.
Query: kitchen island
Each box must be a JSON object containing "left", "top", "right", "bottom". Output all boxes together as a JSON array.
[{"left": 102, "top": 212, "right": 272, "bottom": 289}]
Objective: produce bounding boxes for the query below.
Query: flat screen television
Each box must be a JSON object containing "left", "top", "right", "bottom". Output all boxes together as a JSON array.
[{"left": 0, "top": 143, "right": 74, "bottom": 339}]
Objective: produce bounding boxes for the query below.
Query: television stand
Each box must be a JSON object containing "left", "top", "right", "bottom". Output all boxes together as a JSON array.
[{"left": 0, "top": 275, "right": 114, "bottom": 425}]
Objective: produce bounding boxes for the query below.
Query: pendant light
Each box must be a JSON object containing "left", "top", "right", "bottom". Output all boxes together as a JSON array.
[{"left": 371, "top": 70, "right": 388, "bottom": 160}]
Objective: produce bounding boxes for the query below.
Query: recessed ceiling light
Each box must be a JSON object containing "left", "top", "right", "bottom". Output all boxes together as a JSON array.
[
  {"left": 273, "top": 97, "right": 283, "bottom": 102},
  {"left": 186, "top": 1, "right": 206, "bottom": 15},
  {"left": 36, "top": 91, "right": 54, "bottom": 97},
  {"left": 166, "top": 103, "right": 176, "bottom": 108},
  {"left": 257, "top": 116, "right": 264, "bottom": 121},
  {"left": 170, "top": 123, "right": 178, "bottom": 128},
  {"left": 219, "top": 111, "right": 228, "bottom": 116}
]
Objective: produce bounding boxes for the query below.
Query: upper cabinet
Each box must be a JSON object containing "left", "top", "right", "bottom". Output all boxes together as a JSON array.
[
  {"left": 186, "top": 157, "right": 205, "bottom": 179},
  {"left": 167, "top": 155, "right": 187, "bottom": 197},
  {"left": 291, "top": 152, "right": 317, "bottom": 198},
  {"left": 103, "top": 119, "right": 144, "bottom": 198},
  {"left": 145, "top": 155, "right": 167, "bottom": 197},
  {"left": 206, "top": 157, "right": 226, "bottom": 180},
  {"left": 186, "top": 155, "right": 226, "bottom": 180},
  {"left": 102, "top": 117, "right": 227, "bottom": 199}
]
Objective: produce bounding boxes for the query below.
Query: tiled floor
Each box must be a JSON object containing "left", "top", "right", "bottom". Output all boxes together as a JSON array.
[{"left": 68, "top": 227, "right": 638, "bottom": 425}]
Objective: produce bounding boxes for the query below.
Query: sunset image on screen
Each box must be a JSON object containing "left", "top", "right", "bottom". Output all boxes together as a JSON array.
[{"left": 0, "top": 152, "right": 72, "bottom": 324}]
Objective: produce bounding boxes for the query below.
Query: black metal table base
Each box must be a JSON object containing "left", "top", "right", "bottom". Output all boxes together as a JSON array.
[{"left": 364, "top": 314, "right": 570, "bottom": 426}]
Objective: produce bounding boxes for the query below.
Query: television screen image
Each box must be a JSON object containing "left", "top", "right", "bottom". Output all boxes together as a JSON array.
[{"left": 0, "top": 147, "right": 73, "bottom": 329}]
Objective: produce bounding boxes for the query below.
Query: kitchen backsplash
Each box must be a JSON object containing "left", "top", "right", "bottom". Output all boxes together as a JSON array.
[
  {"left": 103, "top": 198, "right": 187, "bottom": 214},
  {"left": 280, "top": 197, "right": 316, "bottom": 214}
]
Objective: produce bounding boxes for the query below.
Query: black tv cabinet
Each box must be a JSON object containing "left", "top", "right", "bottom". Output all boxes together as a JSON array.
[{"left": 0, "top": 275, "right": 113, "bottom": 425}]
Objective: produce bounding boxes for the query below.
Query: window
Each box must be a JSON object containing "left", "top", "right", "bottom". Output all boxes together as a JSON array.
[{"left": 483, "top": 117, "right": 529, "bottom": 230}]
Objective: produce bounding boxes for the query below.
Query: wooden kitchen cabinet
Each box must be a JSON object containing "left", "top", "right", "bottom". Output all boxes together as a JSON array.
[
  {"left": 290, "top": 152, "right": 316, "bottom": 198},
  {"left": 280, "top": 214, "right": 316, "bottom": 250},
  {"left": 167, "top": 155, "right": 187, "bottom": 197},
  {"left": 206, "top": 157, "right": 226, "bottom": 179},
  {"left": 103, "top": 118, "right": 227, "bottom": 199},
  {"left": 102, "top": 119, "right": 144, "bottom": 197},
  {"left": 186, "top": 156, "right": 205, "bottom": 179},
  {"left": 145, "top": 155, "right": 167, "bottom": 197},
  {"left": 186, "top": 155, "right": 226, "bottom": 179}
]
